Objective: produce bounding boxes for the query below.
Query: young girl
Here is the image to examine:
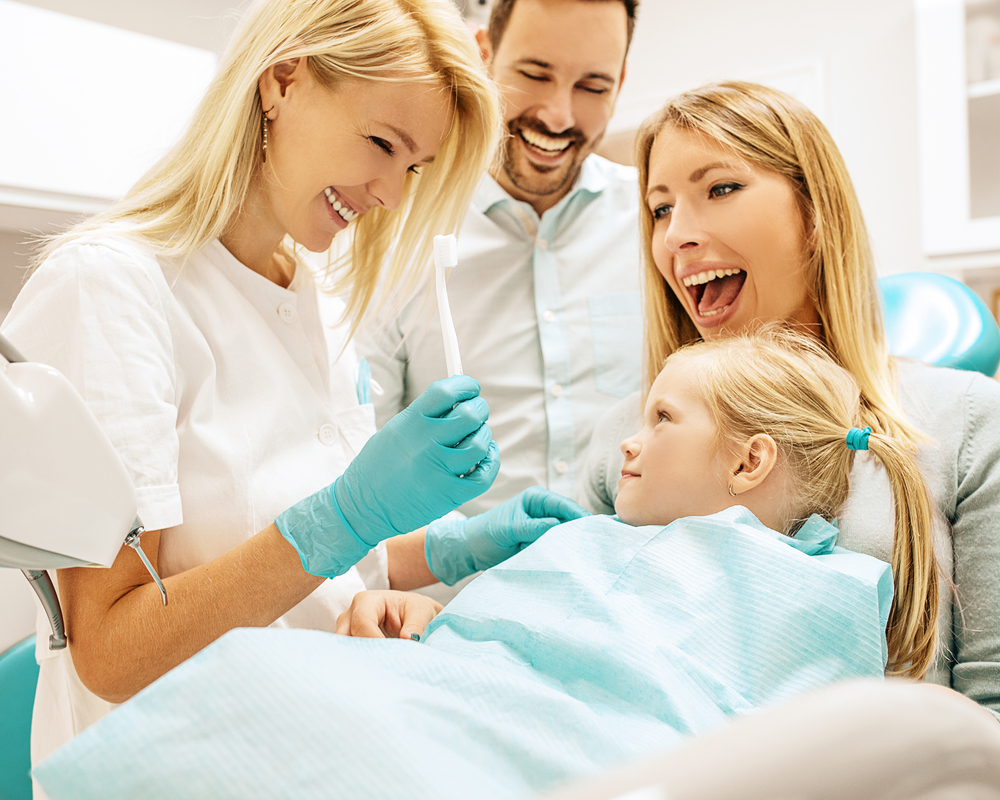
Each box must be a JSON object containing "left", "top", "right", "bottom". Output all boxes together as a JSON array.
[
  {"left": 35, "top": 326, "right": 940, "bottom": 800},
  {"left": 617, "top": 324, "right": 938, "bottom": 679}
]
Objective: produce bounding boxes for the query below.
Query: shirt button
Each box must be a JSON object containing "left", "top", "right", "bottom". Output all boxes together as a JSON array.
[
  {"left": 317, "top": 424, "right": 337, "bottom": 446},
  {"left": 277, "top": 302, "right": 298, "bottom": 323},
  {"left": 551, "top": 383, "right": 563, "bottom": 398},
  {"left": 543, "top": 309, "right": 555, "bottom": 323},
  {"left": 537, "top": 238, "right": 548, "bottom": 250},
  {"left": 555, "top": 460, "right": 568, "bottom": 474}
]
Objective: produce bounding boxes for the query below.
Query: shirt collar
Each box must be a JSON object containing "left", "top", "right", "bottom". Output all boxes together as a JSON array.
[{"left": 473, "top": 154, "right": 611, "bottom": 216}]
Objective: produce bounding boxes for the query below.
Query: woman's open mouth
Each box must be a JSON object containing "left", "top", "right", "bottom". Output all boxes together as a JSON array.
[{"left": 683, "top": 268, "right": 746, "bottom": 321}]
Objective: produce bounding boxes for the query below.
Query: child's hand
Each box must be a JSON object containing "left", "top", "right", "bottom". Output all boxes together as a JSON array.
[{"left": 336, "top": 590, "right": 443, "bottom": 641}]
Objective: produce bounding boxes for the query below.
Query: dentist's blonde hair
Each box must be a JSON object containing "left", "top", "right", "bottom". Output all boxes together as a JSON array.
[
  {"left": 635, "top": 81, "right": 920, "bottom": 448},
  {"left": 669, "top": 325, "right": 938, "bottom": 680},
  {"left": 40, "top": 0, "right": 501, "bottom": 331}
]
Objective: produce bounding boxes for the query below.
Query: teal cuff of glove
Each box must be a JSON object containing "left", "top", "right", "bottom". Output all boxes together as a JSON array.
[
  {"left": 275, "top": 479, "right": 374, "bottom": 579},
  {"left": 424, "top": 519, "right": 478, "bottom": 587}
]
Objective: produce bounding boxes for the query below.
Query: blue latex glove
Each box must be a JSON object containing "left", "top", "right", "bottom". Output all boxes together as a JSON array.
[
  {"left": 276, "top": 376, "right": 500, "bottom": 578},
  {"left": 424, "top": 487, "right": 590, "bottom": 586}
]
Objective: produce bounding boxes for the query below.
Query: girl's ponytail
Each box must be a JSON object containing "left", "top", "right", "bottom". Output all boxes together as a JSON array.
[{"left": 861, "top": 426, "right": 939, "bottom": 679}]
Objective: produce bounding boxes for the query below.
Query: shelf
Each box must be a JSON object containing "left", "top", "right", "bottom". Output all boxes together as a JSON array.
[{"left": 968, "top": 78, "right": 1000, "bottom": 97}]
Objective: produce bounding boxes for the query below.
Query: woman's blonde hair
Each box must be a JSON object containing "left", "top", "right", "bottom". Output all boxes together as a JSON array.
[
  {"left": 669, "top": 325, "right": 938, "bottom": 680},
  {"left": 40, "top": 0, "right": 501, "bottom": 331},
  {"left": 635, "top": 81, "right": 918, "bottom": 447}
]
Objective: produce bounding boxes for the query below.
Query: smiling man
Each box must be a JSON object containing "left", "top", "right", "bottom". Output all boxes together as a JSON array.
[{"left": 360, "top": 0, "right": 641, "bottom": 538}]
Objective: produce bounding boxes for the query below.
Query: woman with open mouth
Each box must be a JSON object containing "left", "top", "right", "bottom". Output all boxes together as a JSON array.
[{"left": 579, "top": 80, "right": 1000, "bottom": 725}]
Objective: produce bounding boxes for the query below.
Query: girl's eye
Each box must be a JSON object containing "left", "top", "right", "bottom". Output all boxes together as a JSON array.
[
  {"left": 520, "top": 71, "right": 548, "bottom": 82},
  {"left": 407, "top": 166, "right": 421, "bottom": 175},
  {"left": 651, "top": 204, "right": 672, "bottom": 221},
  {"left": 371, "top": 137, "right": 394, "bottom": 156},
  {"left": 657, "top": 411, "right": 671, "bottom": 423},
  {"left": 709, "top": 182, "right": 744, "bottom": 198}
]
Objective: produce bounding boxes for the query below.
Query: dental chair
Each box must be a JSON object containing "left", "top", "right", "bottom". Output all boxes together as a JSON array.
[
  {"left": 0, "top": 637, "right": 38, "bottom": 800},
  {"left": 879, "top": 271, "right": 1000, "bottom": 376}
]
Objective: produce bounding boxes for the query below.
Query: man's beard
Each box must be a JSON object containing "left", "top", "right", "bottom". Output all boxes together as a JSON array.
[{"left": 500, "top": 116, "right": 595, "bottom": 201}]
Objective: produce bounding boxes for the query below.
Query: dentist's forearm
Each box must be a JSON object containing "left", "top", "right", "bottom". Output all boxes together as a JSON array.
[{"left": 58, "top": 524, "right": 324, "bottom": 704}]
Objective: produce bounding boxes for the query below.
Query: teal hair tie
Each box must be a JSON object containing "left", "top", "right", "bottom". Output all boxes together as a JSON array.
[{"left": 846, "top": 426, "right": 872, "bottom": 451}]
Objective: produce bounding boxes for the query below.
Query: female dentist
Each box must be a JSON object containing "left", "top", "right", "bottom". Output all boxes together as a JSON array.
[{"left": 1, "top": 0, "right": 587, "bottom": 771}]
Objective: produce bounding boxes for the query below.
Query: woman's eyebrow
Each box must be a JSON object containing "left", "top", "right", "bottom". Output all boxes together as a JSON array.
[
  {"left": 645, "top": 161, "right": 735, "bottom": 200},
  {"left": 382, "top": 123, "right": 417, "bottom": 154},
  {"left": 688, "top": 161, "right": 729, "bottom": 182}
]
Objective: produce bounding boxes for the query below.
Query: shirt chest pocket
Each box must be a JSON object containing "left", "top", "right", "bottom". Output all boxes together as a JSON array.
[{"left": 588, "top": 292, "right": 642, "bottom": 398}]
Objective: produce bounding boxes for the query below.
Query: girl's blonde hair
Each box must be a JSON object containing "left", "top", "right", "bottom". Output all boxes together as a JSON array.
[
  {"left": 669, "top": 325, "right": 938, "bottom": 680},
  {"left": 39, "top": 0, "right": 501, "bottom": 332},
  {"left": 635, "top": 81, "right": 919, "bottom": 448}
]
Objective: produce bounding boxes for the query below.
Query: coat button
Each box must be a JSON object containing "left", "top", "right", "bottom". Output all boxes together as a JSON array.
[
  {"left": 318, "top": 424, "right": 337, "bottom": 446},
  {"left": 278, "top": 302, "right": 298, "bottom": 323}
]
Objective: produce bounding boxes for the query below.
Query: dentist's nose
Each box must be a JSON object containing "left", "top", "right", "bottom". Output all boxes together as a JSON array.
[{"left": 368, "top": 169, "right": 407, "bottom": 211}]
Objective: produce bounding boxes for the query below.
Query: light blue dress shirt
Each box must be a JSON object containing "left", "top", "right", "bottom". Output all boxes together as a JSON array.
[{"left": 358, "top": 154, "right": 642, "bottom": 516}]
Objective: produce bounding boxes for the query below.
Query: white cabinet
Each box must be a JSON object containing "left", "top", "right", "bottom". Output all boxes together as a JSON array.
[{"left": 916, "top": 0, "right": 1000, "bottom": 272}]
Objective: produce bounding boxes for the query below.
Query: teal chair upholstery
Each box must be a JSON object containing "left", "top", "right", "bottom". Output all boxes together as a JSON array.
[
  {"left": 0, "top": 636, "right": 39, "bottom": 800},
  {"left": 879, "top": 272, "right": 1000, "bottom": 377}
]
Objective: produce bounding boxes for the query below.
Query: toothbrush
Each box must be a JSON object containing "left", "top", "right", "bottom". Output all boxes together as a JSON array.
[{"left": 433, "top": 234, "right": 463, "bottom": 377}]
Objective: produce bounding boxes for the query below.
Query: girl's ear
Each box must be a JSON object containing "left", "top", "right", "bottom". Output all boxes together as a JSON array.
[{"left": 729, "top": 433, "right": 778, "bottom": 496}]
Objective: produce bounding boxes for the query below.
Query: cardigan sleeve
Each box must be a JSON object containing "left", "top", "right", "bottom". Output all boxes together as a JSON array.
[
  {"left": 576, "top": 391, "right": 642, "bottom": 515},
  {"left": 949, "top": 371, "right": 1000, "bottom": 721}
]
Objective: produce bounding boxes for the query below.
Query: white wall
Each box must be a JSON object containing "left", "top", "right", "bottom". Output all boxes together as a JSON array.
[{"left": 0, "top": 0, "right": 965, "bottom": 324}]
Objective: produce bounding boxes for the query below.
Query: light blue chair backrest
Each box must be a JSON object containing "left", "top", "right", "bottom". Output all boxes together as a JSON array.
[
  {"left": 879, "top": 272, "right": 1000, "bottom": 377},
  {"left": 0, "top": 636, "right": 38, "bottom": 800}
]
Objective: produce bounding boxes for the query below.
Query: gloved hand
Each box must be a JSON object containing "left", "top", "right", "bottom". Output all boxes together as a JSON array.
[
  {"left": 424, "top": 487, "right": 590, "bottom": 586},
  {"left": 276, "top": 375, "right": 500, "bottom": 578}
]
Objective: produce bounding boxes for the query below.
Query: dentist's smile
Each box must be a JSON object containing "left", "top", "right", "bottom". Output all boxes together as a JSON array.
[{"left": 324, "top": 187, "right": 359, "bottom": 227}]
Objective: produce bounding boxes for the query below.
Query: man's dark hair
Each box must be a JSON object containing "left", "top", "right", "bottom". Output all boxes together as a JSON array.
[{"left": 487, "top": 0, "right": 638, "bottom": 57}]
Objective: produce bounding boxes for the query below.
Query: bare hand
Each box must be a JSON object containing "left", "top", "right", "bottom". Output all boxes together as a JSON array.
[{"left": 336, "top": 590, "right": 443, "bottom": 640}]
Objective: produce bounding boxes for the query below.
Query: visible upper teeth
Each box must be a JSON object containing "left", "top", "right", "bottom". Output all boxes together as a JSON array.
[
  {"left": 521, "top": 128, "right": 571, "bottom": 153},
  {"left": 324, "top": 187, "right": 357, "bottom": 222},
  {"left": 682, "top": 268, "right": 741, "bottom": 287}
]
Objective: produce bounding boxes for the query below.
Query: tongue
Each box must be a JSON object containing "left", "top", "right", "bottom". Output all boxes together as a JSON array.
[{"left": 698, "top": 273, "right": 745, "bottom": 314}]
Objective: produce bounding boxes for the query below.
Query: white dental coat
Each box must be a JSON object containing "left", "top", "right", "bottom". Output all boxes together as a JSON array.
[{"left": 0, "top": 232, "right": 388, "bottom": 775}]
